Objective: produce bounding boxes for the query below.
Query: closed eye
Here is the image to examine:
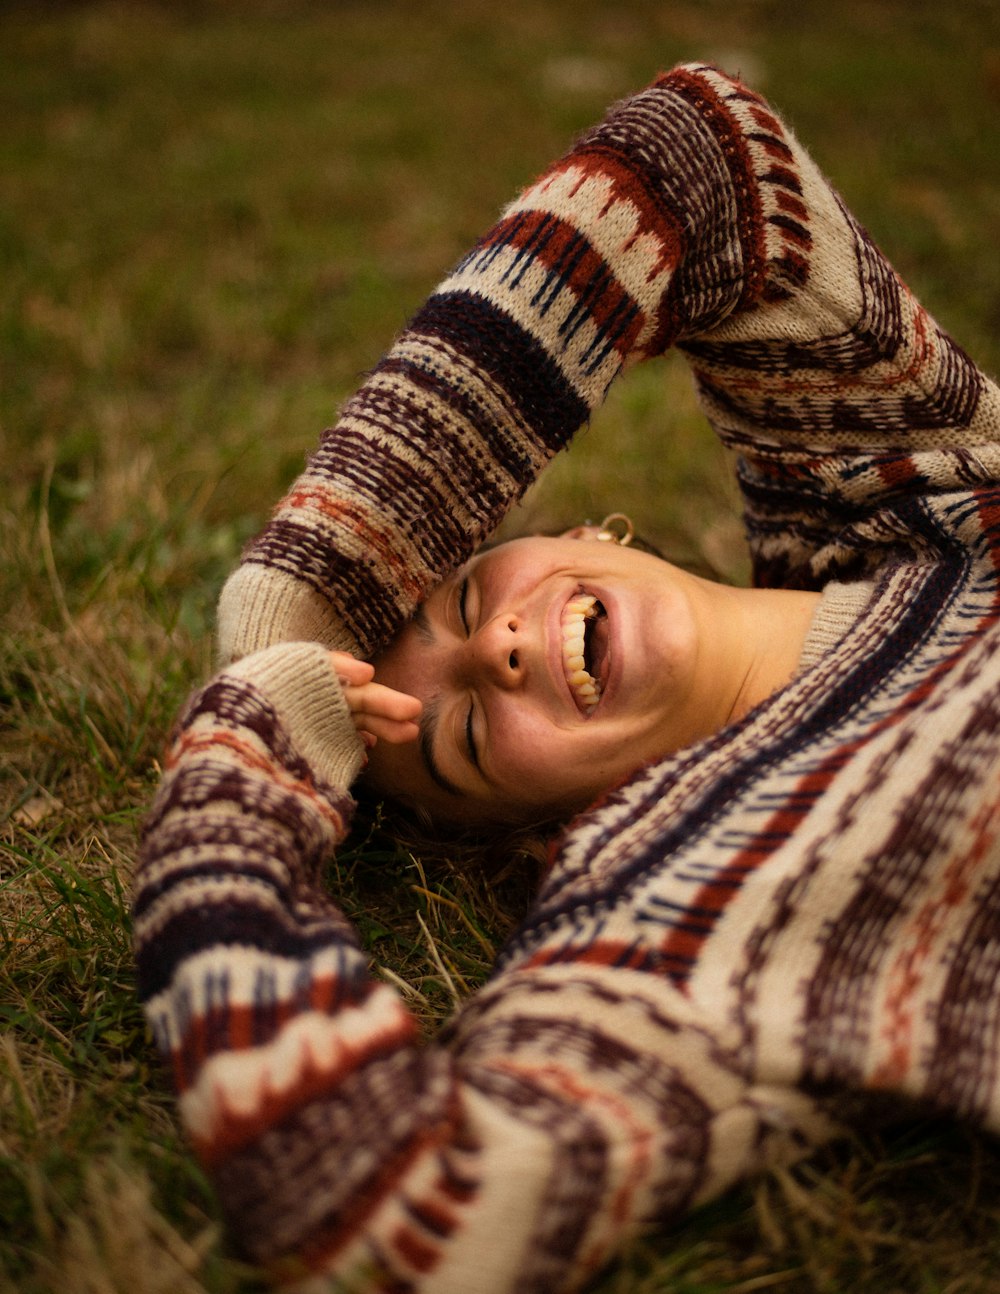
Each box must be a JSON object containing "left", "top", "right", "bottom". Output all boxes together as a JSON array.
[
  {"left": 457, "top": 573, "right": 481, "bottom": 773},
  {"left": 458, "top": 576, "right": 470, "bottom": 636},
  {"left": 465, "top": 704, "right": 481, "bottom": 773}
]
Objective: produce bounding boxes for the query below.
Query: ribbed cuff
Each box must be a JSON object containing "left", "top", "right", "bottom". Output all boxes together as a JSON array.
[
  {"left": 226, "top": 642, "right": 366, "bottom": 794},
  {"left": 797, "top": 580, "right": 875, "bottom": 673}
]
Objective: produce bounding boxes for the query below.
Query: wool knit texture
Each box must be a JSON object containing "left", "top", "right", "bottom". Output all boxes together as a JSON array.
[{"left": 134, "top": 64, "right": 1000, "bottom": 1293}]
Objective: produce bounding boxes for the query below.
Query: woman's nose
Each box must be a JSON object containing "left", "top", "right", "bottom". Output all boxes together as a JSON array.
[{"left": 459, "top": 613, "right": 523, "bottom": 689}]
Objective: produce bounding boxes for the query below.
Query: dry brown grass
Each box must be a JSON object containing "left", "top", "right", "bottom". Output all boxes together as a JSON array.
[{"left": 4, "top": 1, "right": 1000, "bottom": 1289}]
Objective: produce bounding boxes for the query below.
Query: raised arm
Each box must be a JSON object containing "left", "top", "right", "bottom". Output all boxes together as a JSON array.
[
  {"left": 220, "top": 61, "right": 1000, "bottom": 659},
  {"left": 218, "top": 64, "right": 839, "bottom": 664}
]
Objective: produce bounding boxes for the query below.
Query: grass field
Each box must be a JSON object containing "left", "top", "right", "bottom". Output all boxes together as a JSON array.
[{"left": 4, "top": 1, "right": 1000, "bottom": 1290}]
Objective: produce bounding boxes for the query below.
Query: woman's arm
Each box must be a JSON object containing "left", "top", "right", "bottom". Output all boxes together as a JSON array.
[
  {"left": 665, "top": 81, "right": 1000, "bottom": 588},
  {"left": 134, "top": 640, "right": 834, "bottom": 1292},
  {"left": 220, "top": 61, "right": 1000, "bottom": 653},
  {"left": 218, "top": 63, "right": 823, "bottom": 665}
]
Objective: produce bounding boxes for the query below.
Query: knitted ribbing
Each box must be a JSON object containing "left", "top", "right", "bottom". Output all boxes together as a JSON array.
[
  {"left": 135, "top": 65, "right": 1000, "bottom": 1293},
  {"left": 796, "top": 580, "right": 873, "bottom": 671}
]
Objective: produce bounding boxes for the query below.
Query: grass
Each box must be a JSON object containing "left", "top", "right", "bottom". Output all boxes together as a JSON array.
[{"left": 3, "top": 0, "right": 1000, "bottom": 1289}]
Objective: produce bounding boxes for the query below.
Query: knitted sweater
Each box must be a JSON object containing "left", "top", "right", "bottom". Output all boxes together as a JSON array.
[{"left": 134, "top": 64, "right": 1000, "bottom": 1293}]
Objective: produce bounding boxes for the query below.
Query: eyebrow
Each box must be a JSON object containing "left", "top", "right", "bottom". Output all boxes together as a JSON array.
[
  {"left": 409, "top": 604, "right": 461, "bottom": 796},
  {"left": 413, "top": 600, "right": 434, "bottom": 646}
]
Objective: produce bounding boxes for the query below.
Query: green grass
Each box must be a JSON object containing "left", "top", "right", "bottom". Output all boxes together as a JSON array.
[{"left": 4, "top": 0, "right": 1000, "bottom": 1289}]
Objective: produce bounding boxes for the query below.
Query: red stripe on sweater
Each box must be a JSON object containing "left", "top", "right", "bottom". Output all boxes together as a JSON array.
[
  {"left": 871, "top": 792, "right": 1000, "bottom": 1088},
  {"left": 656, "top": 744, "right": 863, "bottom": 982},
  {"left": 776, "top": 190, "right": 809, "bottom": 221},
  {"left": 172, "top": 976, "right": 382, "bottom": 1078},
  {"left": 280, "top": 489, "right": 427, "bottom": 603},
  {"left": 521, "top": 939, "right": 654, "bottom": 972},
  {"left": 750, "top": 106, "right": 785, "bottom": 137},
  {"left": 166, "top": 729, "right": 348, "bottom": 832},
  {"left": 661, "top": 594, "right": 1000, "bottom": 982},
  {"left": 876, "top": 456, "right": 919, "bottom": 489},
  {"left": 544, "top": 151, "right": 683, "bottom": 279},
  {"left": 292, "top": 1091, "right": 470, "bottom": 1278},
  {"left": 391, "top": 1223, "right": 440, "bottom": 1274},
  {"left": 189, "top": 1007, "right": 420, "bottom": 1168}
]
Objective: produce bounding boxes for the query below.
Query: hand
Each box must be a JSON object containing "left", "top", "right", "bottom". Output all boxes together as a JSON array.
[{"left": 331, "top": 652, "right": 421, "bottom": 748}]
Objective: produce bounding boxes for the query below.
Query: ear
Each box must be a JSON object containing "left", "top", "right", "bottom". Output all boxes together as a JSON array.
[
  {"left": 560, "top": 523, "right": 606, "bottom": 542},
  {"left": 561, "top": 515, "right": 636, "bottom": 545}
]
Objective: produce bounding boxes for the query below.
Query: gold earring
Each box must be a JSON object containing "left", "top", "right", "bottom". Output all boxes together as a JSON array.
[{"left": 597, "top": 512, "right": 635, "bottom": 546}]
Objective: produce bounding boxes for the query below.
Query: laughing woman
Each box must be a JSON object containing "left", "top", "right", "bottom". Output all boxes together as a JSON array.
[{"left": 134, "top": 63, "right": 1000, "bottom": 1293}]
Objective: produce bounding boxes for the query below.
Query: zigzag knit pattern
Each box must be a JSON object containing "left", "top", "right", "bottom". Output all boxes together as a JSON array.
[{"left": 135, "top": 65, "right": 1000, "bottom": 1292}]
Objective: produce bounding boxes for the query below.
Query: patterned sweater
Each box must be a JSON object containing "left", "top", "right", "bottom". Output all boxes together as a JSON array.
[{"left": 134, "top": 64, "right": 1000, "bottom": 1293}]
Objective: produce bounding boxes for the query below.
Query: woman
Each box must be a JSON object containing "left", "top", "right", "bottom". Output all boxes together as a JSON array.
[{"left": 134, "top": 62, "right": 1000, "bottom": 1293}]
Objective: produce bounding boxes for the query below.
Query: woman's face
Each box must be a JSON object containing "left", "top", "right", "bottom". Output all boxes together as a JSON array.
[{"left": 368, "top": 534, "right": 735, "bottom": 826}]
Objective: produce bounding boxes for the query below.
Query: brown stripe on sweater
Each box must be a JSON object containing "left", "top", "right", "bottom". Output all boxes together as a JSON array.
[
  {"left": 459, "top": 1061, "right": 615, "bottom": 1294},
  {"left": 913, "top": 692, "right": 1000, "bottom": 1118},
  {"left": 590, "top": 74, "right": 763, "bottom": 345},
  {"left": 331, "top": 376, "right": 539, "bottom": 529},
  {"left": 798, "top": 693, "right": 1000, "bottom": 1090},
  {"left": 214, "top": 1048, "right": 461, "bottom": 1267},
  {"left": 138, "top": 761, "right": 347, "bottom": 896},
  {"left": 335, "top": 367, "right": 541, "bottom": 493}
]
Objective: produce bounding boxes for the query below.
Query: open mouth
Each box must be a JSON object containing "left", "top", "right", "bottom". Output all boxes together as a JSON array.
[{"left": 561, "top": 594, "right": 609, "bottom": 713}]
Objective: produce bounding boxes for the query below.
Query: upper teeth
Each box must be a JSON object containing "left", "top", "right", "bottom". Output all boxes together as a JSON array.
[{"left": 562, "top": 594, "right": 602, "bottom": 712}]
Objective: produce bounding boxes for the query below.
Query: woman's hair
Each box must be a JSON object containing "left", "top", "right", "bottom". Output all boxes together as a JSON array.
[{"left": 353, "top": 776, "right": 560, "bottom": 883}]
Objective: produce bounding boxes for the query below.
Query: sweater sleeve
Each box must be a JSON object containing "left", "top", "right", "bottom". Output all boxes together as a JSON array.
[
  {"left": 133, "top": 641, "right": 836, "bottom": 1292},
  {"left": 218, "top": 60, "right": 1000, "bottom": 653},
  {"left": 217, "top": 62, "right": 860, "bottom": 666},
  {"left": 662, "top": 79, "right": 1000, "bottom": 588}
]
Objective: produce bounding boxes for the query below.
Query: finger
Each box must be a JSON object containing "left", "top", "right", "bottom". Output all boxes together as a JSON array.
[
  {"left": 345, "top": 681, "right": 422, "bottom": 722},
  {"left": 356, "top": 713, "right": 421, "bottom": 745},
  {"left": 329, "top": 652, "right": 375, "bottom": 687}
]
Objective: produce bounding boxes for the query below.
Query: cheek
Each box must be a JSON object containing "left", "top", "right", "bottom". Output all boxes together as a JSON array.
[{"left": 487, "top": 705, "right": 628, "bottom": 810}]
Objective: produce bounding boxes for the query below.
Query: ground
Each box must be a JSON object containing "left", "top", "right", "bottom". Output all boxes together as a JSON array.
[{"left": 4, "top": 1, "right": 1000, "bottom": 1289}]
